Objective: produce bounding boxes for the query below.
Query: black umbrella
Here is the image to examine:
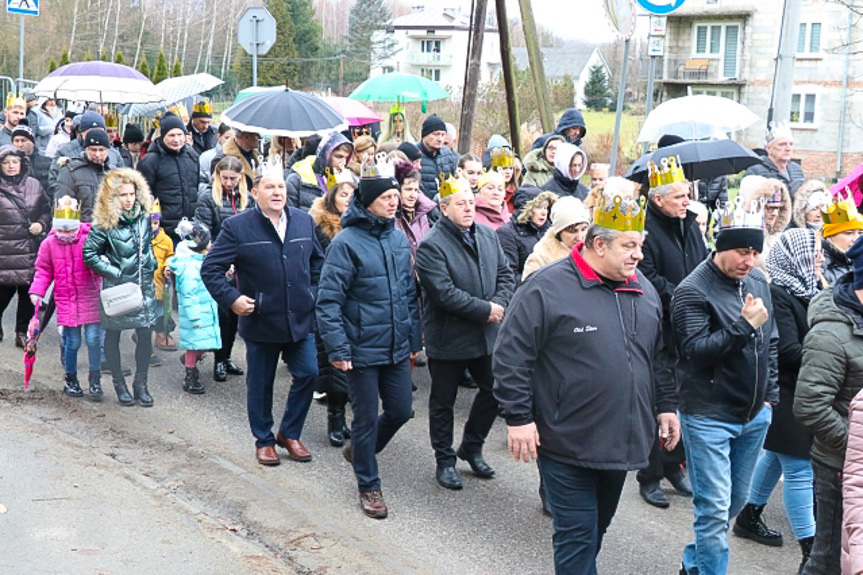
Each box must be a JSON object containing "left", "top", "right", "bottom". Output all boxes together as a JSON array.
[
  {"left": 626, "top": 139, "right": 762, "bottom": 184},
  {"left": 220, "top": 86, "right": 348, "bottom": 138}
]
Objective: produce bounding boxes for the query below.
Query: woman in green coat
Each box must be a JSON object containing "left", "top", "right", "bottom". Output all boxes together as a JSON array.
[{"left": 83, "top": 168, "right": 157, "bottom": 407}]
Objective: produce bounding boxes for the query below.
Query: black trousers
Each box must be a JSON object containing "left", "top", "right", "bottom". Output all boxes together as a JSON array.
[
  {"left": 802, "top": 459, "right": 843, "bottom": 575},
  {"left": 0, "top": 285, "right": 34, "bottom": 334},
  {"left": 215, "top": 305, "right": 238, "bottom": 363},
  {"left": 428, "top": 355, "right": 498, "bottom": 467},
  {"left": 104, "top": 327, "right": 152, "bottom": 382}
]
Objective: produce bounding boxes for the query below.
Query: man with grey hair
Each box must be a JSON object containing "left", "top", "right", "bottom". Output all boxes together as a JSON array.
[
  {"left": 493, "top": 196, "right": 679, "bottom": 574},
  {"left": 637, "top": 178, "right": 708, "bottom": 508},
  {"left": 444, "top": 122, "right": 457, "bottom": 150}
]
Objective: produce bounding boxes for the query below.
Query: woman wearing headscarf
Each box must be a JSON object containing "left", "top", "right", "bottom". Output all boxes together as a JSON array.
[
  {"left": 733, "top": 227, "right": 823, "bottom": 573},
  {"left": 522, "top": 196, "right": 590, "bottom": 280},
  {"left": 541, "top": 142, "right": 589, "bottom": 201}
]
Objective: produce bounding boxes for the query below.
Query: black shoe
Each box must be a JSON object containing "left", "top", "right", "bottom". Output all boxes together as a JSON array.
[
  {"left": 224, "top": 358, "right": 244, "bottom": 375},
  {"left": 436, "top": 465, "right": 463, "bottom": 490},
  {"left": 113, "top": 379, "right": 134, "bottom": 406},
  {"left": 798, "top": 536, "right": 813, "bottom": 574},
  {"left": 132, "top": 375, "right": 154, "bottom": 407},
  {"left": 87, "top": 370, "right": 103, "bottom": 402},
  {"left": 63, "top": 373, "right": 84, "bottom": 397},
  {"left": 459, "top": 368, "right": 477, "bottom": 389},
  {"left": 733, "top": 503, "right": 783, "bottom": 547},
  {"left": 539, "top": 482, "right": 552, "bottom": 517},
  {"left": 456, "top": 447, "right": 495, "bottom": 478},
  {"left": 639, "top": 481, "right": 670, "bottom": 508},
  {"left": 679, "top": 564, "right": 688, "bottom": 575},
  {"left": 149, "top": 353, "right": 162, "bottom": 367},
  {"left": 183, "top": 367, "right": 205, "bottom": 394},
  {"left": 214, "top": 361, "right": 227, "bottom": 382},
  {"left": 328, "top": 405, "right": 347, "bottom": 447},
  {"left": 101, "top": 361, "right": 131, "bottom": 376},
  {"left": 665, "top": 468, "right": 693, "bottom": 496}
]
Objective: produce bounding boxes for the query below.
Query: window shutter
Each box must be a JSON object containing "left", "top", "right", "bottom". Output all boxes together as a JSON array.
[
  {"left": 797, "top": 23, "right": 807, "bottom": 53},
  {"left": 696, "top": 26, "right": 707, "bottom": 54},
  {"left": 810, "top": 23, "right": 821, "bottom": 53},
  {"left": 723, "top": 26, "right": 739, "bottom": 77}
]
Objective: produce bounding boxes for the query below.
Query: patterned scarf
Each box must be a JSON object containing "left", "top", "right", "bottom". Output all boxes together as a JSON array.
[{"left": 766, "top": 228, "right": 821, "bottom": 301}]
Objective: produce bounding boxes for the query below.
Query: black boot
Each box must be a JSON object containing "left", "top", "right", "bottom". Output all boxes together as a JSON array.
[
  {"left": 798, "top": 536, "right": 814, "bottom": 574},
  {"left": 87, "top": 370, "right": 103, "bottom": 402},
  {"left": 113, "top": 377, "right": 134, "bottom": 406},
  {"left": 224, "top": 358, "right": 244, "bottom": 375},
  {"left": 214, "top": 360, "right": 227, "bottom": 382},
  {"left": 733, "top": 503, "right": 783, "bottom": 546},
  {"left": 328, "top": 404, "right": 347, "bottom": 447},
  {"left": 183, "top": 367, "right": 205, "bottom": 394},
  {"left": 132, "top": 374, "right": 154, "bottom": 407},
  {"left": 63, "top": 373, "right": 83, "bottom": 397}
]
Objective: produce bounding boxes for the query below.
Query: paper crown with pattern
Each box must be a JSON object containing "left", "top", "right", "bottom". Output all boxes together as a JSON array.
[
  {"left": 719, "top": 197, "right": 765, "bottom": 230},
  {"left": 766, "top": 120, "right": 794, "bottom": 144},
  {"left": 490, "top": 147, "right": 515, "bottom": 169},
  {"left": 594, "top": 195, "right": 647, "bottom": 232},
  {"left": 648, "top": 156, "right": 686, "bottom": 189},
  {"left": 5, "top": 93, "right": 25, "bottom": 108},
  {"left": 439, "top": 173, "right": 465, "bottom": 200},
  {"left": 256, "top": 154, "right": 285, "bottom": 183},
  {"left": 104, "top": 111, "right": 119, "bottom": 128},
  {"left": 53, "top": 195, "right": 81, "bottom": 221},
  {"left": 193, "top": 99, "right": 213, "bottom": 115},
  {"left": 822, "top": 188, "right": 862, "bottom": 226},
  {"left": 150, "top": 199, "right": 162, "bottom": 217},
  {"left": 361, "top": 156, "right": 395, "bottom": 179}
]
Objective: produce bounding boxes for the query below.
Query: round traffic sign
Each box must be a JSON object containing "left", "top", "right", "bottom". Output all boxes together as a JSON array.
[{"left": 636, "top": 0, "right": 686, "bottom": 15}]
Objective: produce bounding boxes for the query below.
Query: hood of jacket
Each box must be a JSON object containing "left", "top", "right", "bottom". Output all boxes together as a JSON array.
[
  {"left": 553, "top": 143, "right": 587, "bottom": 182},
  {"left": 0, "top": 145, "right": 31, "bottom": 181},
  {"left": 291, "top": 155, "right": 318, "bottom": 186},
  {"left": 523, "top": 147, "right": 552, "bottom": 174},
  {"left": 555, "top": 108, "right": 587, "bottom": 144},
  {"left": 793, "top": 179, "right": 829, "bottom": 229},
  {"left": 340, "top": 195, "right": 395, "bottom": 238},
  {"left": 92, "top": 169, "right": 154, "bottom": 230},
  {"left": 816, "top": 272, "right": 863, "bottom": 335},
  {"left": 309, "top": 196, "right": 343, "bottom": 240},
  {"left": 313, "top": 132, "right": 352, "bottom": 175},
  {"left": 738, "top": 176, "right": 792, "bottom": 235}
]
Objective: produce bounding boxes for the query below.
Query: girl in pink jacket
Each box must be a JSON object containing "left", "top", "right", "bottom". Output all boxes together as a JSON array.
[
  {"left": 29, "top": 196, "right": 102, "bottom": 400},
  {"left": 845, "top": 388, "right": 863, "bottom": 575}
]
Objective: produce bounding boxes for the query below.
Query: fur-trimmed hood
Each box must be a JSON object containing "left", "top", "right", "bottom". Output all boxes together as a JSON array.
[
  {"left": 738, "top": 175, "right": 792, "bottom": 236},
  {"left": 793, "top": 179, "right": 829, "bottom": 229},
  {"left": 93, "top": 168, "right": 154, "bottom": 230},
  {"left": 309, "top": 196, "right": 342, "bottom": 240}
]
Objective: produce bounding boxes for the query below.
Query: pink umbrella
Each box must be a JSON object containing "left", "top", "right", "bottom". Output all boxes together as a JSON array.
[
  {"left": 23, "top": 301, "right": 41, "bottom": 388},
  {"left": 830, "top": 162, "right": 863, "bottom": 206},
  {"left": 322, "top": 96, "right": 382, "bottom": 127}
]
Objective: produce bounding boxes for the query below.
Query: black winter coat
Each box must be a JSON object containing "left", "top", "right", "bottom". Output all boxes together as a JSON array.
[
  {"left": 201, "top": 206, "right": 324, "bottom": 344},
  {"left": 48, "top": 137, "right": 123, "bottom": 196},
  {"left": 415, "top": 217, "right": 515, "bottom": 360},
  {"left": 188, "top": 123, "right": 219, "bottom": 156},
  {"left": 285, "top": 171, "right": 324, "bottom": 212},
  {"left": 496, "top": 216, "right": 548, "bottom": 286},
  {"left": 138, "top": 139, "right": 200, "bottom": 240},
  {"left": 541, "top": 168, "right": 589, "bottom": 201},
  {"left": 29, "top": 152, "right": 51, "bottom": 198},
  {"left": 744, "top": 157, "right": 805, "bottom": 197},
  {"left": 194, "top": 187, "right": 253, "bottom": 240},
  {"left": 822, "top": 237, "right": 851, "bottom": 286},
  {"left": 53, "top": 157, "right": 108, "bottom": 222},
  {"left": 417, "top": 141, "right": 458, "bottom": 199},
  {"left": 763, "top": 283, "right": 813, "bottom": 459},
  {"left": 672, "top": 257, "right": 779, "bottom": 423},
  {"left": 697, "top": 176, "right": 728, "bottom": 211}
]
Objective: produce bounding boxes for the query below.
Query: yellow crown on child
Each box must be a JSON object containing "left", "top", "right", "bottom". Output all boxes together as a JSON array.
[
  {"left": 594, "top": 195, "right": 647, "bottom": 232},
  {"left": 822, "top": 188, "right": 862, "bottom": 226},
  {"left": 6, "top": 93, "right": 25, "bottom": 109},
  {"left": 193, "top": 99, "right": 213, "bottom": 115},
  {"left": 439, "top": 173, "right": 464, "bottom": 200},
  {"left": 648, "top": 156, "right": 686, "bottom": 189},
  {"left": 151, "top": 199, "right": 162, "bottom": 216},
  {"left": 53, "top": 196, "right": 81, "bottom": 220},
  {"left": 719, "top": 197, "right": 765, "bottom": 230},
  {"left": 491, "top": 147, "right": 515, "bottom": 169}
]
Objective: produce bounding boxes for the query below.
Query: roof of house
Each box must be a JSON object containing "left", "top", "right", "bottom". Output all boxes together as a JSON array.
[
  {"left": 389, "top": 8, "right": 497, "bottom": 32},
  {"left": 511, "top": 46, "right": 606, "bottom": 79}
]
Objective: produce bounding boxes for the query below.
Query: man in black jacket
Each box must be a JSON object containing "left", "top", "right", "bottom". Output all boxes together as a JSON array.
[
  {"left": 744, "top": 121, "right": 805, "bottom": 197},
  {"left": 672, "top": 203, "right": 779, "bottom": 575},
  {"left": 417, "top": 114, "right": 458, "bottom": 199},
  {"left": 187, "top": 105, "right": 218, "bottom": 156},
  {"left": 416, "top": 181, "right": 515, "bottom": 490},
  {"left": 493, "top": 198, "right": 679, "bottom": 575},
  {"left": 53, "top": 129, "right": 111, "bottom": 221},
  {"left": 637, "top": 179, "right": 708, "bottom": 507}
]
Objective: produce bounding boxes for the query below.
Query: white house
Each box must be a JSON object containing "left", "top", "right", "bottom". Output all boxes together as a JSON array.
[{"left": 511, "top": 46, "right": 611, "bottom": 108}]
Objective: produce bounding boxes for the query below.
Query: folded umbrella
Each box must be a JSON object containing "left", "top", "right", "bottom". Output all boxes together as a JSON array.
[
  {"left": 220, "top": 86, "right": 347, "bottom": 138},
  {"left": 626, "top": 139, "right": 762, "bottom": 184}
]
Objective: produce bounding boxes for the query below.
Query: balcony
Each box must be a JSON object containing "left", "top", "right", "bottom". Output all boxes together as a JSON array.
[
  {"left": 660, "top": 55, "right": 746, "bottom": 85},
  {"left": 406, "top": 52, "right": 453, "bottom": 66}
]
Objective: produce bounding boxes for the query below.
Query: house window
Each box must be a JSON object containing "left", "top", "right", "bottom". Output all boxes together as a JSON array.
[
  {"left": 797, "top": 23, "right": 822, "bottom": 53},
  {"left": 420, "top": 68, "right": 441, "bottom": 81},
  {"left": 693, "top": 22, "right": 741, "bottom": 79},
  {"left": 790, "top": 93, "right": 816, "bottom": 124},
  {"left": 421, "top": 40, "right": 441, "bottom": 54},
  {"left": 691, "top": 87, "right": 738, "bottom": 101}
]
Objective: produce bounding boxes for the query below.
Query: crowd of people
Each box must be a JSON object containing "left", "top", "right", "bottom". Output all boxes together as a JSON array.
[{"left": 3, "top": 89, "right": 863, "bottom": 575}]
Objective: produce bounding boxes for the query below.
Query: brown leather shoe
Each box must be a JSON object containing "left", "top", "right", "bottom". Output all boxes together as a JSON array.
[
  {"left": 154, "top": 332, "right": 178, "bottom": 351},
  {"left": 342, "top": 443, "right": 352, "bottom": 465},
  {"left": 275, "top": 433, "right": 311, "bottom": 462},
  {"left": 359, "top": 490, "right": 388, "bottom": 519},
  {"left": 255, "top": 445, "right": 280, "bottom": 466}
]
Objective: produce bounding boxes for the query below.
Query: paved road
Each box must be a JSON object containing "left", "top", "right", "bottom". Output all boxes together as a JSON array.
[{"left": 0, "top": 311, "right": 803, "bottom": 574}]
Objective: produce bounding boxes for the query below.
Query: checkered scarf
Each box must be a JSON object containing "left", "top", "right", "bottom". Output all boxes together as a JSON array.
[{"left": 766, "top": 228, "right": 821, "bottom": 302}]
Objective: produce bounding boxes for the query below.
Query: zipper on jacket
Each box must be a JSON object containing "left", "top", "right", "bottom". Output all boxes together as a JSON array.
[
  {"left": 614, "top": 292, "right": 636, "bottom": 462},
  {"left": 738, "top": 281, "right": 760, "bottom": 421}
]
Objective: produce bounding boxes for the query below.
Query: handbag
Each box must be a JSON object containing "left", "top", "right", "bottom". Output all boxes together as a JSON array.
[{"left": 100, "top": 220, "right": 145, "bottom": 317}]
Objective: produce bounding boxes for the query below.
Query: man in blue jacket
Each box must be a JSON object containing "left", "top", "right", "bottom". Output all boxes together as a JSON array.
[{"left": 201, "top": 159, "right": 324, "bottom": 467}]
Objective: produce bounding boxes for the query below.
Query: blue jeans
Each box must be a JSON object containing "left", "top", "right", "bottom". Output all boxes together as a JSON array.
[
  {"left": 680, "top": 406, "right": 772, "bottom": 575},
  {"left": 748, "top": 450, "right": 815, "bottom": 540},
  {"left": 347, "top": 359, "right": 413, "bottom": 492},
  {"left": 536, "top": 454, "right": 627, "bottom": 575},
  {"left": 245, "top": 334, "right": 318, "bottom": 448},
  {"left": 63, "top": 323, "right": 102, "bottom": 374}
]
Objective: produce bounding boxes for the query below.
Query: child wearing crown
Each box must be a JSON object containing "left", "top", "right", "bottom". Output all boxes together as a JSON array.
[{"left": 29, "top": 196, "right": 103, "bottom": 399}]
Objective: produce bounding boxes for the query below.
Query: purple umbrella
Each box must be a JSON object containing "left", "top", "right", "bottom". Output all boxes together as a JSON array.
[{"left": 32, "top": 62, "right": 163, "bottom": 104}]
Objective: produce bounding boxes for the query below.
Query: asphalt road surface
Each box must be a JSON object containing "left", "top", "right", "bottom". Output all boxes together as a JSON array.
[{"left": 0, "top": 308, "right": 803, "bottom": 574}]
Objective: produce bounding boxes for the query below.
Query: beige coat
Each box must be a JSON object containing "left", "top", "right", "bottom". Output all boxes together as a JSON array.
[{"left": 522, "top": 228, "right": 571, "bottom": 281}]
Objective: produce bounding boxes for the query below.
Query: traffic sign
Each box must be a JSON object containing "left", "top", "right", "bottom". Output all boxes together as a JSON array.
[
  {"left": 636, "top": 0, "right": 686, "bottom": 15},
  {"left": 238, "top": 7, "right": 276, "bottom": 56},
  {"left": 7, "top": 0, "right": 38, "bottom": 17}
]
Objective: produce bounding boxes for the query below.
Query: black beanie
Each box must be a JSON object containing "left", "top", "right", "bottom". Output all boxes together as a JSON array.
[
  {"left": 657, "top": 134, "right": 685, "bottom": 148},
  {"left": 422, "top": 114, "right": 447, "bottom": 138},
  {"left": 398, "top": 141, "right": 422, "bottom": 162},
  {"left": 715, "top": 228, "right": 764, "bottom": 253},
  {"left": 123, "top": 123, "right": 145, "bottom": 144},
  {"left": 84, "top": 128, "right": 111, "bottom": 149},
  {"left": 358, "top": 176, "right": 399, "bottom": 208},
  {"left": 159, "top": 113, "right": 186, "bottom": 135}
]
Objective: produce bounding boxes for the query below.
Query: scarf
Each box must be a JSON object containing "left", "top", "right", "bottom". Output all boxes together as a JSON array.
[
  {"left": 121, "top": 204, "right": 142, "bottom": 224},
  {"left": 766, "top": 228, "right": 821, "bottom": 301}
]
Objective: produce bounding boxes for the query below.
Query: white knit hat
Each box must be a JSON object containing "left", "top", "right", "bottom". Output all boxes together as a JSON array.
[{"left": 550, "top": 196, "right": 590, "bottom": 236}]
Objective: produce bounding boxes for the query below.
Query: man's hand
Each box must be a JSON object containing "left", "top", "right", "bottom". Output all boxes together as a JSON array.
[
  {"left": 657, "top": 412, "right": 681, "bottom": 451},
  {"left": 225, "top": 265, "right": 235, "bottom": 280},
  {"left": 28, "top": 222, "right": 43, "bottom": 235},
  {"left": 231, "top": 295, "right": 255, "bottom": 316},
  {"left": 741, "top": 293, "right": 769, "bottom": 329},
  {"left": 507, "top": 422, "right": 540, "bottom": 462},
  {"left": 488, "top": 302, "right": 505, "bottom": 324},
  {"left": 410, "top": 351, "right": 420, "bottom": 360},
  {"left": 163, "top": 268, "right": 171, "bottom": 279},
  {"left": 332, "top": 360, "right": 353, "bottom": 371}
]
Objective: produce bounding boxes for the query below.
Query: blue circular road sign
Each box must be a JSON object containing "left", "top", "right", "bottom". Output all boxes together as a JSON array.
[{"left": 637, "top": 0, "right": 686, "bottom": 15}]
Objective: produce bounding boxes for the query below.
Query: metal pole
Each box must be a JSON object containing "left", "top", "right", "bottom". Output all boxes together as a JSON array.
[
  {"left": 18, "top": 17, "right": 25, "bottom": 85},
  {"left": 772, "top": 0, "right": 801, "bottom": 128},
  {"left": 252, "top": 16, "right": 259, "bottom": 87},
  {"left": 836, "top": 2, "right": 853, "bottom": 181},
  {"left": 641, "top": 55, "right": 657, "bottom": 155},
  {"left": 610, "top": 38, "right": 630, "bottom": 176}
]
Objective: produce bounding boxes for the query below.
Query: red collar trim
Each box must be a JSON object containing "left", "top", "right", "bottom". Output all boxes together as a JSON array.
[{"left": 570, "top": 243, "right": 643, "bottom": 294}]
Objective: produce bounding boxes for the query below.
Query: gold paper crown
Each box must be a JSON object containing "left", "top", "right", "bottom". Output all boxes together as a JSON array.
[
  {"left": 325, "top": 166, "right": 355, "bottom": 190},
  {"left": 53, "top": 196, "right": 81, "bottom": 220},
  {"left": 6, "top": 93, "right": 25, "bottom": 108},
  {"left": 104, "top": 111, "right": 119, "bottom": 128},
  {"left": 193, "top": 99, "right": 213, "bottom": 115},
  {"left": 477, "top": 168, "right": 504, "bottom": 190},
  {"left": 490, "top": 147, "right": 515, "bottom": 169},
  {"left": 389, "top": 104, "right": 404, "bottom": 116},
  {"left": 439, "top": 173, "right": 463, "bottom": 200},
  {"left": 169, "top": 102, "right": 190, "bottom": 122},
  {"left": 719, "top": 197, "right": 765, "bottom": 230},
  {"left": 822, "top": 188, "right": 861, "bottom": 225},
  {"left": 151, "top": 199, "right": 162, "bottom": 216},
  {"left": 594, "top": 195, "right": 647, "bottom": 232},
  {"left": 648, "top": 156, "right": 686, "bottom": 189}
]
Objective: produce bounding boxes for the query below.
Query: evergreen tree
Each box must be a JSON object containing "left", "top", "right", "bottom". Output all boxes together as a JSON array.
[
  {"left": 232, "top": 45, "right": 251, "bottom": 88},
  {"left": 287, "top": 0, "right": 322, "bottom": 87},
  {"left": 346, "top": 0, "right": 393, "bottom": 81},
  {"left": 114, "top": 50, "right": 125, "bottom": 64},
  {"left": 84, "top": 48, "right": 94, "bottom": 61},
  {"left": 100, "top": 49, "right": 110, "bottom": 62},
  {"left": 152, "top": 51, "right": 169, "bottom": 83},
  {"left": 138, "top": 54, "right": 151, "bottom": 79},
  {"left": 172, "top": 57, "right": 182, "bottom": 77},
  {"left": 59, "top": 49, "right": 70, "bottom": 67},
  {"left": 583, "top": 64, "right": 612, "bottom": 111},
  {"left": 257, "top": 0, "right": 299, "bottom": 87},
  {"left": 48, "top": 57, "right": 57, "bottom": 73}
]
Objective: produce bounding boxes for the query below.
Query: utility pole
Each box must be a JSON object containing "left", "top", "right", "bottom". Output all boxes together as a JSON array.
[
  {"left": 18, "top": 17, "right": 25, "bottom": 84},
  {"left": 769, "top": 0, "right": 801, "bottom": 127},
  {"left": 458, "top": 0, "right": 488, "bottom": 155},
  {"left": 495, "top": 0, "right": 520, "bottom": 158},
  {"left": 339, "top": 52, "right": 345, "bottom": 97},
  {"left": 517, "top": 0, "right": 553, "bottom": 132}
]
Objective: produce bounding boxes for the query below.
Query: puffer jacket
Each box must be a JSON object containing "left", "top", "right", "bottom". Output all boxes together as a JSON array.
[
  {"left": 843, "top": 387, "right": 863, "bottom": 575},
  {"left": 285, "top": 156, "right": 326, "bottom": 212},
  {"left": 521, "top": 148, "right": 554, "bottom": 189},
  {"left": 31, "top": 107, "right": 60, "bottom": 153},
  {"left": 794, "top": 274, "right": 863, "bottom": 471},
  {"left": 0, "top": 147, "right": 51, "bottom": 286},
  {"left": 137, "top": 138, "right": 200, "bottom": 239},
  {"left": 697, "top": 176, "right": 728, "bottom": 211},
  {"left": 48, "top": 137, "right": 123, "bottom": 196},
  {"left": 29, "top": 223, "right": 101, "bottom": 327},
  {"left": 417, "top": 140, "right": 458, "bottom": 199},
  {"left": 542, "top": 169, "right": 589, "bottom": 201},
  {"left": 28, "top": 152, "right": 51, "bottom": 198},
  {"left": 168, "top": 244, "right": 221, "bottom": 351},
  {"left": 672, "top": 256, "right": 779, "bottom": 423},
  {"left": 195, "top": 186, "right": 252, "bottom": 240},
  {"left": 823, "top": 237, "right": 852, "bottom": 286},
  {"left": 316, "top": 197, "right": 422, "bottom": 368},
  {"left": 496, "top": 215, "right": 548, "bottom": 285},
  {"left": 151, "top": 228, "right": 173, "bottom": 301},
  {"left": 744, "top": 156, "right": 805, "bottom": 197},
  {"left": 82, "top": 171, "right": 157, "bottom": 331},
  {"left": 522, "top": 228, "right": 570, "bottom": 281},
  {"left": 52, "top": 155, "right": 109, "bottom": 222}
]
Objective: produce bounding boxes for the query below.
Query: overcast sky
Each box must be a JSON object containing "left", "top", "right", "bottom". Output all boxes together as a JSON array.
[{"left": 504, "top": 0, "right": 619, "bottom": 44}]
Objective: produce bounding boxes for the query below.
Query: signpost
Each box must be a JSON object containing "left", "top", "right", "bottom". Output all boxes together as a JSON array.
[
  {"left": 603, "top": 0, "right": 636, "bottom": 175},
  {"left": 237, "top": 6, "right": 276, "bottom": 87},
  {"left": 7, "top": 0, "right": 39, "bottom": 89}
]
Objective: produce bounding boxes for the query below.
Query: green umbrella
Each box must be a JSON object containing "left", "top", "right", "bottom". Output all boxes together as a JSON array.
[
  {"left": 348, "top": 72, "right": 450, "bottom": 106},
  {"left": 232, "top": 85, "right": 282, "bottom": 105}
]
